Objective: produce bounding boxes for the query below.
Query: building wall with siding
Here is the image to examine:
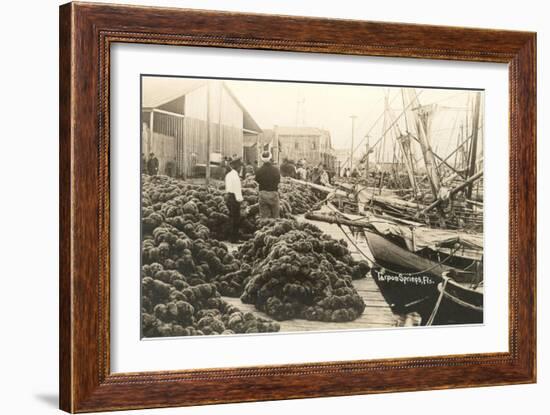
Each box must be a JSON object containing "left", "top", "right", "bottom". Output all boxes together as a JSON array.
[
  {"left": 184, "top": 83, "right": 244, "bottom": 130},
  {"left": 141, "top": 122, "right": 177, "bottom": 175},
  {"left": 143, "top": 82, "right": 247, "bottom": 178},
  {"left": 276, "top": 132, "right": 336, "bottom": 170}
]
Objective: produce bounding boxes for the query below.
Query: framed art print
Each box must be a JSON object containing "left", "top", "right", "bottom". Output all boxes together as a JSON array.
[{"left": 59, "top": 2, "right": 536, "bottom": 412}]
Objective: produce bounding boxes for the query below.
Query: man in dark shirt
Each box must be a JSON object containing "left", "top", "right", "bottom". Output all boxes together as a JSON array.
[
  {"left": 254, "top": 151, "right": 281, "bottom": 218},
  {"left": 280, "top": 158, "right": 296, "bottom": 178},
  {"left": 147, "top": 152, "right": 159, "bottom": 175}
]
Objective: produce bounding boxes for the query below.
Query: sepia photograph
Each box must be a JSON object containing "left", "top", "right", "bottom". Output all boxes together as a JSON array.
[{"left": 140, "top": 75, "right": 484, "bottom": 338}]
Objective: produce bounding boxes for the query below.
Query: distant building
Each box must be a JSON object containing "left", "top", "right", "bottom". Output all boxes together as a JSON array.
[
  {"left": 270, "top": 126, "right": 336, "bottom": 171},
  {"left": 142, "top": 78, "right": 261, "bottom": 177}
]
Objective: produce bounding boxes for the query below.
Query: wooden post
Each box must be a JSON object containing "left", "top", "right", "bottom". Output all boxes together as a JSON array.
[
  {"left": 218, "top": 82, "right": 223, "bottom": 154},
  {"left": 205, "top": 82, "right": 211, "bottom": 185},
  {"left": 149, "top": 110, "right": 154, "bottom": 155}
]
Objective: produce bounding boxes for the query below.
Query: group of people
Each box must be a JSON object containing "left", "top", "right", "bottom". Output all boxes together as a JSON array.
[
  {"left": 222, "top": 154, "right": 256, "bottom": 180},
  {"left": 224, "top": 151, "right": 281, "bottom": 242},
  {"left": 341, "top": 167, "right": 360, "bottom": 179},
  {"left": 141, "top": 152, "right": 178, "bottom": 177},
  {"left": 279, "top": 158, "right": 332, "bottom": 187},
  {"left": 142, "top": 152, "right": 159, "bottom": 176}
]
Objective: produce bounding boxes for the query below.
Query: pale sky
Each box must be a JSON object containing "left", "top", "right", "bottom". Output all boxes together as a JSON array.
[
  {"left": 143, "top": 75, "right": 483, "bottom": 163},
  {"left": 226, "top": 79, "right": 482, "bottom": 161}
]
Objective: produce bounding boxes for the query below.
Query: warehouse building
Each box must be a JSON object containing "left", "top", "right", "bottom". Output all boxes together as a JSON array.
[
  {"left": 269, "top": 126, "right": 336, "bottom": 171},
  {"left": 141, "top": 77, "right": 262, "bottom": 178}
]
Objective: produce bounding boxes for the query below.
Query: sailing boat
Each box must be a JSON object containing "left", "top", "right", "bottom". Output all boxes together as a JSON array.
[
  {"left": 364, "top": 221, "right": 483, "bottom": 325},
  {"left": 323, "top": 88, "right": 484, "bottom": 324},
  {"left": 361, "top": 89, "right": 484, "bottom": 324},
  {"left": 304, "top": 87, "right": 484, "bottom": 325}
]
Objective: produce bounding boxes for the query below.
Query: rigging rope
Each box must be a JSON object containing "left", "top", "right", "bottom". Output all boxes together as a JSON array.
[
  {"left": 340, "top": 89, "right": 425, "bottom": 171},
  {"left": 425, "top": 277, "right": 449, "bottom": 326}
]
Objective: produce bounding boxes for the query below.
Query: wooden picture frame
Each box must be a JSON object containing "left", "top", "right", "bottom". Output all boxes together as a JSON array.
[{"left": 59, "top": 2, "right": 536, "bottom": 412}]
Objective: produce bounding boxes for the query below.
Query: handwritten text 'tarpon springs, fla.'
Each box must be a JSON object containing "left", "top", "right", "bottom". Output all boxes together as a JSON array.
[{"left": 376, "top": 273, "right": 437, "bottom": 286}]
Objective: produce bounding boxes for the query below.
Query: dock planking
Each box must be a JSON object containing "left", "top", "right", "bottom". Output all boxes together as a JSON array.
[
  {"left": 221, "top": 211, "right": 399, "bottom": 332},
  {"left": 222, "top": 277, "right": 398, "bottom": 332}
]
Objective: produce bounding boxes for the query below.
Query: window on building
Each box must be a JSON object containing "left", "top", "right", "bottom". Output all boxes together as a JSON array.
[{"left": 295, "top": 142, "right": 299, "bottom": 150}]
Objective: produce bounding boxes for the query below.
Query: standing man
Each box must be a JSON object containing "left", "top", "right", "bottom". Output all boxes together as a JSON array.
[
  {"left": 244, "top": 162, "right": 255, "bottom": 178},
  {"left": 296, "top": 161, "right": 307, "bottom": 181},
  {"left": 254, "top": 151, "right": 281, "bottom": 218},
  {"left": 225, "top": 159, "right": 244, "bottom": 242},
  {"left": 280, "top": 158, "right": 296, "bottom": 178},
  {"left": 147, "top": 152, "right": 159, "bottom": 175},
  {"left": 319, "top": 164, "right": 331, "bottom": 187},
  {"left": 231, "top": 153, "right": 244, "bottom": 178},
  {"left": 165, "top": 159, "right": 175, "bottom": 177},
  {"left": 310, "top": 165, "right": 320, "bottom": 184}
]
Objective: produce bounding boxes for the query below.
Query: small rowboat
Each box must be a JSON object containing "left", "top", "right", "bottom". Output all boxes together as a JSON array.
[{"left": 427, "top": 275, "right": 483, "bottom": 325}]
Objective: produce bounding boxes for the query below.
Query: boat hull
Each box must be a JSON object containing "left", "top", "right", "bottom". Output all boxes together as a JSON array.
[
  {"left": 365, "top": 230, "right": 483, "bottom": 324},
  {"left": 430, "top": 279, "right": 483, "bottom": 325},
  {"left": 366, "top": 230, "right": 449, "bottom": 314},
  {"left": 370, "top": 268, "right": 440, "bottom": 315}
]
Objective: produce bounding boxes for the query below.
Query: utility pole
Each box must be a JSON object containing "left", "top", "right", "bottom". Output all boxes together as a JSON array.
[{"left": 350, "top": 115, "right": 357, "bottom": 173}]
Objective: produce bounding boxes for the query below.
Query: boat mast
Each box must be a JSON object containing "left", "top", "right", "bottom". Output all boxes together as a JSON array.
[
  {"left": 364, "top": 135, "right": 370, "bottom": 179},
  {"left": 392, "top": 90, "right": 418, "bottom": 197},
  {"left": 406, "top": 89, "right": 441, "bottom": 200},
  {"left": 466, "top": 92, "right": 482, "bottom": 198}
]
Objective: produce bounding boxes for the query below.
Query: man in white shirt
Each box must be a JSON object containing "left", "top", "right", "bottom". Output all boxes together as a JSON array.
[{"left": 225, "top": 159, "right": 244, "bottom": 242}]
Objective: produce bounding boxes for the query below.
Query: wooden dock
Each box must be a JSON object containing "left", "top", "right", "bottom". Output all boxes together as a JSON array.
[
  {"left": 221, "top": 208, "right": 400, "bottom": 333},
  {"left": 223, "top": 276, "right": 398, "bottom": 332}
]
